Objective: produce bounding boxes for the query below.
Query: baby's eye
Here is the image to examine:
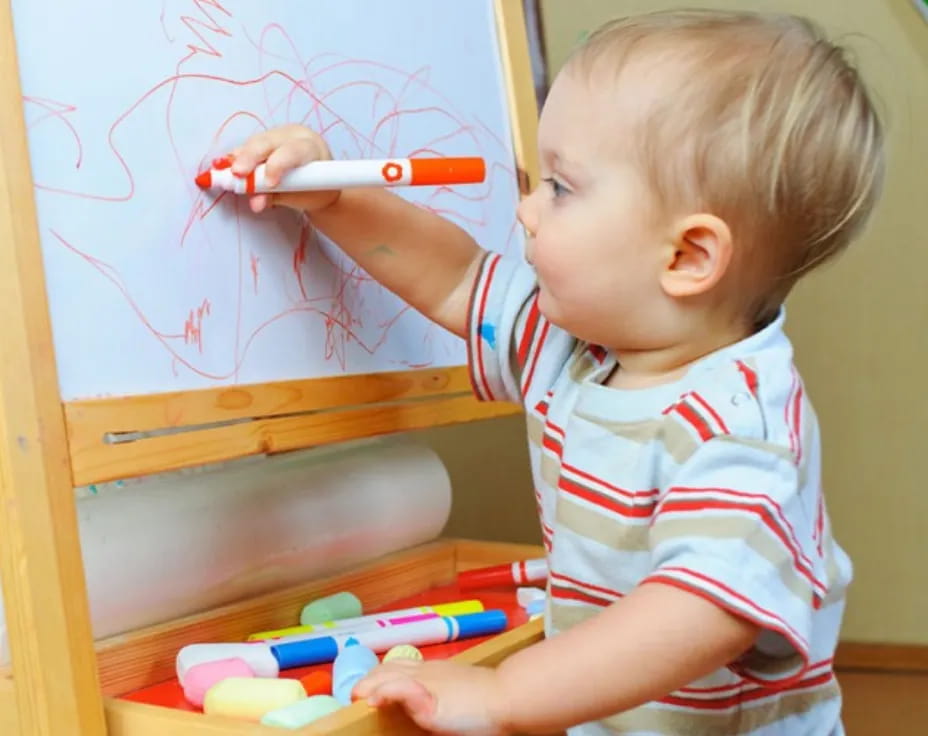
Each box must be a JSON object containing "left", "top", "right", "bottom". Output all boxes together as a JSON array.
[{"left": 543, "top": 177, "right": 570, "bottom": 198}]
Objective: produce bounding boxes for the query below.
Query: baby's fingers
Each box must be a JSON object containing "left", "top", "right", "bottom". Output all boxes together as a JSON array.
[
  {"left": 263, "top": 140, "right": 325, "bottom": 187},
  {"left": 352, "top": 660, "right": 421, "bottom": 700},
  {"left": 229, "top": 125, "right": 323, "bottom": 179},
  {"left": 228, "top": 132, "right": 278, "bottom": 176},
  {"left": 248, "top": 193, "right": 273, "bottom": 213},
  {"left": 361, "top": 675, "right": 436, "bottom": 728}
]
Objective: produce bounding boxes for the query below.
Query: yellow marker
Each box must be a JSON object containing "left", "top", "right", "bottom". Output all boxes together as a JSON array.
[{"left": 248, "top": 600, "right": 484, "bottom": 643}]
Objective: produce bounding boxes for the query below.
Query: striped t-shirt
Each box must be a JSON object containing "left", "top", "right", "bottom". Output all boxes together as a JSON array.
[{"left": 466, "top": 253, "right": 851, "bottom": 735}]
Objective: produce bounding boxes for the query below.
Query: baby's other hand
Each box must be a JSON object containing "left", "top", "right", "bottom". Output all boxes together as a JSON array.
[
  {"left": 228, "top": 124, "right": 339, "bottom": 214},
  {"left": 353, "top": 659, "right": 511, "bottom": 736}
]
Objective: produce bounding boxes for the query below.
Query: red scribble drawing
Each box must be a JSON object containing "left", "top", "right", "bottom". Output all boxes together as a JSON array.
[
  {"left": 20, "top": 0, "right": 522, "bottom": 399},
  {"left": 184, "top": 299, "right": 212, "bottom": 352}
]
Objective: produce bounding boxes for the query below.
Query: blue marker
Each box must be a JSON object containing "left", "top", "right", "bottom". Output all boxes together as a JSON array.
[{"left": 271, "top": 610, "right": 508, "bottom": 669}]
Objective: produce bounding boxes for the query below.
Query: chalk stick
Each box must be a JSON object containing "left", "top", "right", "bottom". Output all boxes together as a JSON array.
[
  {"left": 332, "top": 642, "right": 379, "bottom": 705},
  {"left": 176, "top": 643, "right": 279, "bottom": 684},
  {"left": 299, "top": 670, "right": 334, "bottom": 697},
  {"left": 382, "top": 644, "right": 423, "bottom": 662},
  {"left": 261, "top": 695, "right": 343, "bottom": 729},
  {"left": 203, "top": 677, "right": 306, "bottom": 722},
  {"left": 300, "top": 591, "right": 362, "bottom": 625},
  {"left": 182, "top": 658, "right": 255, "bottom": 707}
]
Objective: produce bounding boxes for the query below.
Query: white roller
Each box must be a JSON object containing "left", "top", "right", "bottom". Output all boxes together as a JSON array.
[{"left": 0, "top": 439, "right": 451, "bottom": 664}]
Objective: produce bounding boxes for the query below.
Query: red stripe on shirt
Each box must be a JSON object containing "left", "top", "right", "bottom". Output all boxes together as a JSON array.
[
  {"left": 814, "top": 493, "right": 825, "bottom": 557},
  {"left": 674, "top": 401, "right": 715, "bottom": 441},
  {"left": 561, "top": 462, "right": 660, "bottom": 500},
  {"left": 648, "top": 567, "right": 810, "bottom": 655},
  {"left": 791, "top": 383, "right": 804, "bottom": 464},
  {"left": 559, "top": 476, "right": 656, "bottom": 518},
  {"left": 661, "top": 671, "right": 834, "bottom": 709},
  {"left": 541, "top": 421, "right": 565, "bottom": 458},
  {"left": 588, "top": 344, "right": 607, "bottom": 363},
  {"left": 549, "top": 585, "right": 615, "bottom": 607},
  {"left": 690, "top": 391, "right": 730, "bottom": 434},
  {"left": 676, "top": 658, "right": 832, "bottom": 697},
  {"left": 735, "top": 359, "right": 759, "bottom": 397},
  {"left": 784, "top": 372, "right": 800, "bottom": 459},
  {"left": 663, "top": 485, "right": 827, "bottom": 595},
  {"left": 549, "top": 571, "right": 624, "bottom": 599},
  {"left": 520, "top": 319, "right": 551, "bottom": 398},
  {"left": 657, "top": 497, "right": 825, "bottom": 599},
  {"left": 516, "top": 296, "right": 541, "bottom": 367},
  {"left": 468, "top": 254, "right": 500, "bottom": 401}
]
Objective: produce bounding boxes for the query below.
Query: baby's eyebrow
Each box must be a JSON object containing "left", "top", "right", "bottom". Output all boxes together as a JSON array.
[{"left": 540, "top": 149, "right": 580, "bottom": 173}]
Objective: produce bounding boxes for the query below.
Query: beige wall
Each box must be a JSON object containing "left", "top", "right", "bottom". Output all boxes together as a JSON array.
[
  {"left": 428, "top": 414, "right": 540, "bottom": 544},
  {"left": 533, "top": 0, "right": 927, "bottom": 644}
]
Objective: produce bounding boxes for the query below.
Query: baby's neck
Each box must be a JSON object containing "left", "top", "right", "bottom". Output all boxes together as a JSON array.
[{"left": 605, "top": 323, "right": 752, "bottom": 390}]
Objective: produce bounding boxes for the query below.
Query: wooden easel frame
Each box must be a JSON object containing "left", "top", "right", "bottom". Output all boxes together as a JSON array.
[{"left": 0, "top": 0, "right": 539, "bottom": 733}]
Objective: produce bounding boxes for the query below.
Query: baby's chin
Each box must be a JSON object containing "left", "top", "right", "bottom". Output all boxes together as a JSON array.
[{"left": 536, "top": 293, "right": 595, "bottom": 343}]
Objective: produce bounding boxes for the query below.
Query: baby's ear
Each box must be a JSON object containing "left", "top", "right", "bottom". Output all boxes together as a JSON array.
[{"left": 660, "top": 214, "right": 733, "bottom": 298}]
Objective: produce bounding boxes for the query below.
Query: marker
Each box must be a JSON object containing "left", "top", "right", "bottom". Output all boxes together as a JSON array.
[
  {"left": 194, "top": 156, "right": 486, "bottom": 194},
  {"left": 271, "top": 610, "right": 508, "bottom": 669},
  {"left": 247, "top": 599, "right": 484, "bottom": 642},
  {"left": 456, "top": 558, "right": 548, "bottom": 590},
  {"left": 176, "top": 643, "right": 279, "bottom": 684}
]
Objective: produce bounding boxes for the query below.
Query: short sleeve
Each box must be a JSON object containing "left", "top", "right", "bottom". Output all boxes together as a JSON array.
[
  {"left": 466, "top": 252, "right": 574, "bottom": 406},
  {"left": 644, "top": 437, "right": 828, "bottom": 687}
]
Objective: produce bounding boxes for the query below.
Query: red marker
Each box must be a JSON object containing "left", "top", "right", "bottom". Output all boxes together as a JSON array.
[
  {"left": 456, "top": 558, "right": 548, "bottom": 590},
  {"left": 194, "top": 156, "right": 485, "bottom": 194}
]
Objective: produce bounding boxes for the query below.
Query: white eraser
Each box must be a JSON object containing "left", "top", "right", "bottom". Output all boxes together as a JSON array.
[{"left": 176, "top": 643, "right": 279, "bottom": 684}]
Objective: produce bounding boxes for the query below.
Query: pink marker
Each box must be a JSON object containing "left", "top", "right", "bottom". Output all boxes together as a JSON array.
[
  {"left": 246, "top": 599, "right": 484, "bottom": 643},
  {"left": 194, "top": 156, "right": 485, "bottom": 194},
  {"left": 253, "top": 612, "right": 441, "bottom": 647},
  {"left": 456, "top": 558, "right": 548, "bottom": 590}
]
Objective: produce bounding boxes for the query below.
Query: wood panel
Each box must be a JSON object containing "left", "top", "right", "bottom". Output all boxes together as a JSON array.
[
  {"left": 68, "top": 393, "right": 518, "bottom": 485},
  {"left": 66, "top": 367, "right": 474, "bottom": 438},
  {"left": 0, "top": 2, "right": 107, "bottom": 733},
  {"left": 836, "top": 642, "right": 928, "bottom": 673},
  {"left": 495, "top": 0, "right": 541, "bottom": 194},
  {"left": 0, "top": 0, "right": 540, "bottom": 732}
]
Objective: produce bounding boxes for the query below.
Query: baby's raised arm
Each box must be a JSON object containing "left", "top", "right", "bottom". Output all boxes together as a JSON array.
[{"left": 228, "top": 125, "right": 485, "bottom": 337}]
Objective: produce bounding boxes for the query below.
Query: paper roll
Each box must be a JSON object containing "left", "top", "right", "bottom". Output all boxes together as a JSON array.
[{"left": 0, "top": 439, "right": 451, "bottom": 663}]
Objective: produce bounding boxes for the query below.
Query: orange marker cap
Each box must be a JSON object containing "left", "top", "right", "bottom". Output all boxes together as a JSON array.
[{"left": 410, "top": 157, "right": 485, "bottom": 186}]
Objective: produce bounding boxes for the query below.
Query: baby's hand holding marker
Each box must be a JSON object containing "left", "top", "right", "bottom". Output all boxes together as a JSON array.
[{"left": 195, "top": 124, "right": 486, "bottom": 215}]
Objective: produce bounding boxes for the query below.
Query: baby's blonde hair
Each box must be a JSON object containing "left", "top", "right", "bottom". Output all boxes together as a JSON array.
[{"left": 567, "top": 9, "right": 885, "bottom": 323}]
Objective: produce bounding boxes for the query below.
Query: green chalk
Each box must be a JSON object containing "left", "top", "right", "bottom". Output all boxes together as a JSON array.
[
  {"left": 300, "top": 591, "right": 362, "bottom": 626},
  {"left": 261, "top": 695, "right": 343, "bottom": 729}
]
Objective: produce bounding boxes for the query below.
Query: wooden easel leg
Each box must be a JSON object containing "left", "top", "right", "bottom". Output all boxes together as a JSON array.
[{"left": 0, "top": 3, "right": 107, "bottom": 733}]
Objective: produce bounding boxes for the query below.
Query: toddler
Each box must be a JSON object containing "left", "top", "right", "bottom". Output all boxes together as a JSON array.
[{"left": 226, "top": 9, "right": 884, "bottom": 735}]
